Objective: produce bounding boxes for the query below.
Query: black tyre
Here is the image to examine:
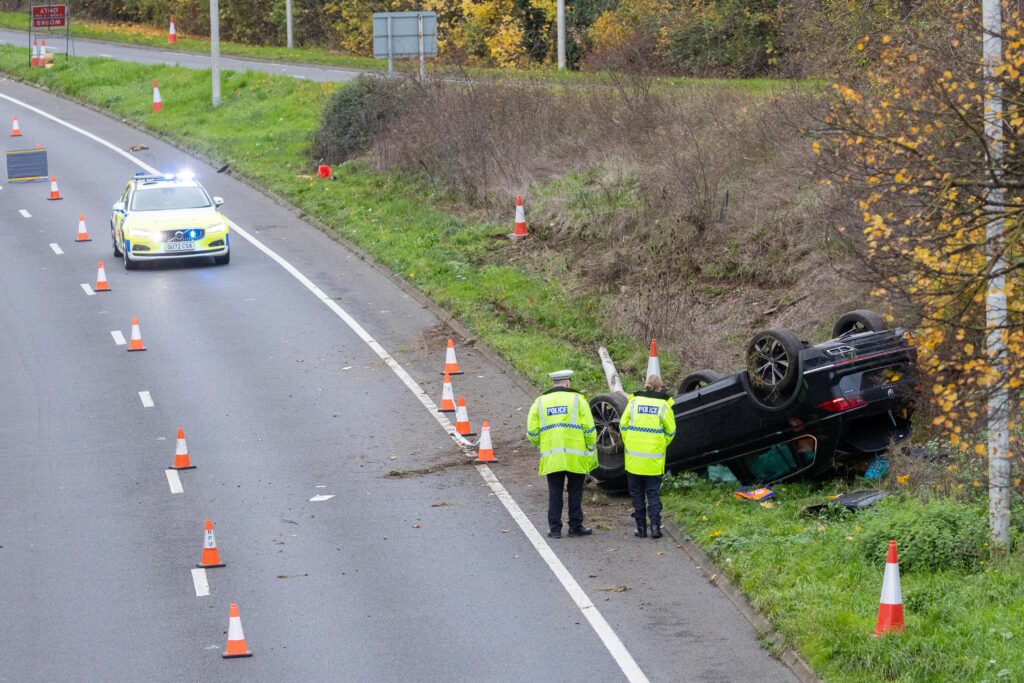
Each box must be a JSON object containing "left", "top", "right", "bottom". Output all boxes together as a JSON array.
[
  {"left": 832, "top": 309, "right": 887, "bottom": 338},
  {"left": 123, "top": 247, "right": 139, "bottom": 271},
  {"left": 746, "top": 328, "right": 802, "bottom": 399},
  {"left": 678, "top": 369, "right": 724, "bottom": 394},
  {"left": 213, "top": 250, "right": 230, "bottom": 266},
  {"left": 588, "top": 392, "right": 628, "bottom": 480}
]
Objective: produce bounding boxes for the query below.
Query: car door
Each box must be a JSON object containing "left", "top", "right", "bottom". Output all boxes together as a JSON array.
[{"left": 113, "top": 182, "right": 131, "bottom": 246}]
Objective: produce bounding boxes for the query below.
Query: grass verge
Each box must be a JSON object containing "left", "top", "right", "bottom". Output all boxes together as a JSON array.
[
  {"left": 663, "top": 477, "right": 1023, "bottom": 682},
  {"left": 0, "top": 11, "right": 802, "bottom": 94},
  {"left": 0, "top": 47, "right": 666, "bottom": 391}
]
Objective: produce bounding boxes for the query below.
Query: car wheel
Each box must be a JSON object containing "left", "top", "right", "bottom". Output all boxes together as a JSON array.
[
  {"left": 123, "top": 247, "right": 138, "bottom": 271},
  {"left": 678, "top": 369, "right": 723, "bottom": 394},
  {"left": 213, "top": 251, "right": 230, "bottom": 266},
  {"left": 832, "top": 309, "right": 887, "bottom": 338},
  {"left": 745, "top": 328, "right": 802, "bottom": 405},
  {"left": 589, "top": 392, "right": 628, "bottom": 481}
]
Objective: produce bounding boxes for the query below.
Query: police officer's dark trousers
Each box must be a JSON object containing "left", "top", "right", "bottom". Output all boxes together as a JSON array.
[
  {"left": 627, "top": 473, "right": 663, "bottom": 525},
  {"left": 547, "top": 471, "right": 585, "bottom": 532}
]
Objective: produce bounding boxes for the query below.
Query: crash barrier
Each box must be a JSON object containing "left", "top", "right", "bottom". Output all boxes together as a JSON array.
[{"left": 6, "top": 147, "right": 48, "bottom": 182}]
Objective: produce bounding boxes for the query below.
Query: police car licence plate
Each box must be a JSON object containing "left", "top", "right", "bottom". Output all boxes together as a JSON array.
[{"left": 165, "top": 242, "right": 194, "bottom": 252}]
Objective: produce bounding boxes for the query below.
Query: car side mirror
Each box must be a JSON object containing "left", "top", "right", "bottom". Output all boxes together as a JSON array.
[
  {"left": 112, "top": 201, "right": 126, "bottom": 212},
  {"left": 213, "top": 197, "right": 224, "bottom": 207}
]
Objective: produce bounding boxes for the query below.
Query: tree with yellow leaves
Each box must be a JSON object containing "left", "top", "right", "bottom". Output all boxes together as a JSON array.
[{"left": 819, "top": 3, "right": 1022, "bottom": 549}]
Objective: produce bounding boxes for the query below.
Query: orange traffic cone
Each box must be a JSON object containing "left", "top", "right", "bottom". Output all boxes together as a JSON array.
[
  {"left": 646, "top": 339, "right": 661, "bottom": 379},
  {"left": 94, "top": 260, "right": 111, "bottom": 292},
  {"left": 437, "top": 372, "right": 457, "bottom": 413},
  {"left": 76, "top": 214, "right": 92, "bottom": 242},
  {"left": 169, "top": 428, "right": 196, "bottom": 470},
  {"left": 475, "top": 420, "right": 495, "bottom": 462},
  {"left": 508, "top": 194, "right": 529, "bottom": 240},
  {"left": 152, "top": 80, "right": 163, "bottom": 113},
  {"left": 441, "top": 338, "right": 462, "bottom": 376},
  {"left": 197, "top": 519, "right": 226, "bottom": 568},
  {"left": 127, "top": 316, "right": 146, "bottom": 351},
  {"left": 168, "top": 16, "right": 177, "bottom": 44},
  {"left": 48, "top": 176, "right": 62, "bottom": 201},
  {"left": 874, "top": 540, "right": 906, "bottom": 636},
  {"left": 454, "top": 396, "right": 476, "bottom": 438},
  {"left": 10, "top": 115, "right": 22, "bottom": 137},
  {"left": 30, "top": 39, "right": 39, "bottom": 67},
  {"left": 222, "top": 603, "right": 253, "bottom": 658}
]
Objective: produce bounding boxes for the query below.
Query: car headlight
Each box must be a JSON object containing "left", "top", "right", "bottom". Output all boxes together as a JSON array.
[
  {"left": 128, "top": 226, "right": 151, "bottom": 238},
  {"left": 206, "top": 222, "right": 228, "bottom": 234}
]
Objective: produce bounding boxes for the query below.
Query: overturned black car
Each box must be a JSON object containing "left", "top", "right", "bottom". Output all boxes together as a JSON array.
[{"left": 588, "top": 310, "right": 918, "bottom": 489}]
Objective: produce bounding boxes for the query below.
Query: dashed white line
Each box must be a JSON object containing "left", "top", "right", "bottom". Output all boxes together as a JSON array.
[
  {"left": 138, "top": 391, "right": 154, "bottom": 408},
  {"left": 0, "top": 90, "right": 650, "bottom": 683},
  {"left": 309, "top": 494, "right": 335, "bottom": 502},
  {"left": 165, "top": 469, "right": 183, "bottom": 494},
  {"left": 111, "top": 330, "right": 126, "bottom": 345},
  {"left": 190, "top": 568, "right": 210, "bottom": 596},
  {"left": 19, "top": 209, "right": 31, "bottom": 218},
  {"left": 80, "top": 283, "right": 95, "bottom": 296},
  {"left": 48, "top": 243, "right": 63, "bottom": 254}
]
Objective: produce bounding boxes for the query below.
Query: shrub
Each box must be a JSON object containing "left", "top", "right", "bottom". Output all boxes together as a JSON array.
[
  {"left": 856, "top": 496, "right": 988, "bottom": 573},
  {"left": 312, "top": 76, "right": 409, "bottom": 165}
]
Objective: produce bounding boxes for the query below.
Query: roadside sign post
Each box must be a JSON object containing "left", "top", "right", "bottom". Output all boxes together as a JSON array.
[
  {"left": 210, "top": 0, "right": 221, "bottom": 107},
  {"left": 28, "top": 3, "right": 73, "bottom": 67},
  {"left": 372, "top": 12, "right": 437, "bottom": 80},
  {"left": 285, "top": 0, "right": 293, "bottom": 49},
  {"left": 556, "top": 0, "right": 565, "bottom": 70}
]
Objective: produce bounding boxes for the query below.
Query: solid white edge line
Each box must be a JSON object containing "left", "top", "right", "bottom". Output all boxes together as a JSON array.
[
  {"left": 139, "top": 390, "right": 154, "bottom": 408},
  {"left": 80, "top": 283, "right": 95, "bottom": 296},
  {"left": 0, "top": 89, "right": 648, "bottom": 683},
  {"left": 49, "top": 242, "right": 63, "bottom": 254},
  {"left": 190, "top": 567, "right": 209, "bottom": 597},
  {"left": 19, "top": 208, "right": 31, "bottom": 217},
  {"left": 477, "top": 464, "right": 649, "bottom": 682},
  {"left": 111, "top": 330, "right": 126, "bottom": 345},
  {"left": 165, "top": 469, "right": 183, "bottom": 494}
]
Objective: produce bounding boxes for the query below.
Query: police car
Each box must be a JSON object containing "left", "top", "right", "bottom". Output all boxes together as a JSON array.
[{"left": 111, "top": 172, "right": 230, "bottom": 269}]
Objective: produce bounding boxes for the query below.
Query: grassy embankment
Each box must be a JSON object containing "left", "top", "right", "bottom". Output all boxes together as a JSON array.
[
  {"left": 0, "top": 11, "right": 795, "bottom": 94},
  {"left": 662, "top": 477, "right": 1023, "bottom": 682},
  {"left": 0, "top": 47, "right": 668, "bottom": 391}
]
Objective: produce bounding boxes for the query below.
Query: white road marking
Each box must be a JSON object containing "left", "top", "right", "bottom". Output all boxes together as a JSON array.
[
  {"left": 309, "top": 494, "right": 335, "bottom": 502},
  {"left": 19, "top": 209, "right": 31, "bottom": 218},
  {"left": 80, "top": 283, "right": 95, "bottom": 296},
  {"left": 165, "top": 469, "right": 183, "bottom": 494},
  {"left": 1, "top": 91, "right": 650, "bottom": 683},
  {"left": 111, "top": 330, "right": 126, "bottom": 345},
  {"left": 190, "top": 568, "right": 210, "bottom": 597},
  {"left": 139, "top": 390, "right": 154, "bottom": 408},
  {"left": 49, "top": 242, "right": 63, "bottom": 254}
]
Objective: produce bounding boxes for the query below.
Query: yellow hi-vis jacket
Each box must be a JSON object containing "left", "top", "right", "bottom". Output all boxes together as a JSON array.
[
  {"left": 527, "top": 387, "right": 598, "bottom": 476},
  {"left": 619, "top": 391, "right": 676, "bottom": 476}
]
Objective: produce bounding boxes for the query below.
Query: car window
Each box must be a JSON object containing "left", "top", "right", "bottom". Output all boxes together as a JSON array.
[
  {"left": 120, "top": 183, "right": 131, "bottom": 205},
  {"left": 729, "top": 436, "right": 817, "bottom": 483},
  {"left": 130, "top": 186, "right": 211, "bottom": 211}
]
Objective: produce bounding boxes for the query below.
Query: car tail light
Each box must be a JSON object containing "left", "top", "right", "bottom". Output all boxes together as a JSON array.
[{"left": 819, "top": 396, "right": 867, "bottom": 412}]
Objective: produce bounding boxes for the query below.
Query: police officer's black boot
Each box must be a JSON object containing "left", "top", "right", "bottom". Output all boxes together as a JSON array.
[
  {"left": 650, "top": 521, "right": 662, "bottom": 539},
  {"left": 567, "top": 526, "right": 592, "bottom": 536},
  {"left": 634, "top": 518, "right": 647, "bottom": 538}
]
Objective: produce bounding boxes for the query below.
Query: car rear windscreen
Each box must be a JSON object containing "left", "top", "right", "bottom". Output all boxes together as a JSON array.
[{"left": 131, "top": 186, "right": 211, "bottom": 211}]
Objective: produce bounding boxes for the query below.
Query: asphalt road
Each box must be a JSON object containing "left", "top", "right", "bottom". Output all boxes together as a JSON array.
[
  {"left": 0, "top": 29, "right": 365, "bottom": 82},
  {"left": 0, "top": 77, "right": 797, "bottom": 682}
]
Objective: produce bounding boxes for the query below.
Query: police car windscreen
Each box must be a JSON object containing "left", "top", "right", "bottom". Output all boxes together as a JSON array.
[{"left": 131, "top": 186, "right": 211, "bottom": 211}]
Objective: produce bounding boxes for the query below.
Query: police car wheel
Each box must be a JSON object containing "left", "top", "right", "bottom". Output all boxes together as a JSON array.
[
  {"left": 123, "top": 248, "right": 139, "bottom": 271},
  {"left": 112, "top": 230, "right": 123, "bottom": 258}
]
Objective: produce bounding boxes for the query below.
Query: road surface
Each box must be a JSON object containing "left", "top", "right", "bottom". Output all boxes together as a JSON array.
[
  {"left": 0, "top": 77, "right": 797, "bottom": 682},
  {"left": 0, "top": 28, "right": 365, "bottom": 82}
]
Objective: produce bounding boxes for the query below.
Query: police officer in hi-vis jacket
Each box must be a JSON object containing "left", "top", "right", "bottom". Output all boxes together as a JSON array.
[
  {"left": 527, "top": 370, "right": 598, "bottom": 539},
  {"left": 619, "top": 375, "right": 676, "bottom": 539}
]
